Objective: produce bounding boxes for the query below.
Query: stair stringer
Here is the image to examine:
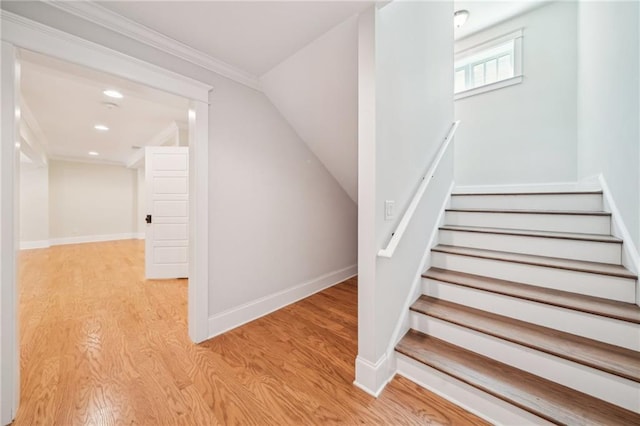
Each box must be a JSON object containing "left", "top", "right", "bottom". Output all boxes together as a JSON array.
[
  {"left": 384, "top": 181, "right": 454, "bottom": 379},
  {"left": 599, "top": 174, "right": 640, "bottom": 305}
]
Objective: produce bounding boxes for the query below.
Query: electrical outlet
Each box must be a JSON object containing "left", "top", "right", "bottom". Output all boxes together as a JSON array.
[{"left": 385, "top": 200, "right": 395, "bottom": 220}]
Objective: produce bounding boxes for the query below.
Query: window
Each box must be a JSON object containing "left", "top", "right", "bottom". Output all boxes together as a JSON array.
[{"left": 454, "top": 29, "right": 523, "bottom": 100}]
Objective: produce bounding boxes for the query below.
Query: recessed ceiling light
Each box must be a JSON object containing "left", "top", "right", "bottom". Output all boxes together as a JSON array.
[
  {"left": 88, "top": 151, "right": 99, "bottom": 156},
  {"left": 103, "top": 89, "right": 123, "bottom": 99},
  {"left": 94, "top": 124, "right": 109, "bottom": 131}
]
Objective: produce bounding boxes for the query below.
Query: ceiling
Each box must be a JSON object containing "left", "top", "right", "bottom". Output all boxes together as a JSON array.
[
  {"left": 20, "top": 50, "right": 188, "bottom": 166},
  {"left": 97, "top": 1, "right": 374, "bottom": 76},
  {"left": 454, "top": 1, "right": 550, "bottom": 40}
]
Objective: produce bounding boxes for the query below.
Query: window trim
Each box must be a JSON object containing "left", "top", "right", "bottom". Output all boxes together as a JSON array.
[{"left": 454, "top": 28, "right": 524, "bottom": 100}]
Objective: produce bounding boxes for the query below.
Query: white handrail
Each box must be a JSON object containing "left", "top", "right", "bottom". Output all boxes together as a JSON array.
[{"left": 378, "top": 120, "right": 460, "bottom": 258}]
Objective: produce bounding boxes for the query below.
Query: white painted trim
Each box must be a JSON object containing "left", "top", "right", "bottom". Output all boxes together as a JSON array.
[
  {"left": 48, "top": 233, "right": 139, "bottom": 246},
  {"left": 20, "top": 233, "right": 147, "bottom": 250},
  {"left": 188, "top": 101, "right": 209, "bottom": 343},
  {"left": 46, "top": 1, "right": 261, "bottom": 91},
  {"left": 48, "top": 154, "right": 125, "bottom": 167},
  {"left": 378, "top": 121, "right": 459, "bottom": 258},
  {"left": 353, "top": 353, "right": 394, "bottom": 397},
  {"left": 454, "top": 75, "right": 523, "bottom": 101},
  {"left": 19, "top": 240, "right": 50, "bottom": 250},
  {"left": 207, "top": 264, "right": 357, "bottom": 338},
  {"left": 0, "top": 10, "right": 212, "bottom": 103},
  {"left": 598, "top": 174, "right": 640, "bottom": 304},
  {"left": 454, "top": 180, "right": 601, "bottom": 194},
  {"left": 383, "top": 180, "right": 454, "bottom": 375},
  {"left": 0, "top": 41, "right": 21, "bottom": 425},
  {"left": 456, "top": 28, "right": 524, "bottom": 58}
]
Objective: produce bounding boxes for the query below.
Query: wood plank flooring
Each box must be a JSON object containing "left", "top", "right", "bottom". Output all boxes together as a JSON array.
[{"left": 15, "top": 240, "right": 487, "bottom": 425}]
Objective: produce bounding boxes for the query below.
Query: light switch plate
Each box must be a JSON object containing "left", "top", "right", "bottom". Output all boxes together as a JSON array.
[{"left": 385, "top": 200, "right": 394, "bottom": 220}]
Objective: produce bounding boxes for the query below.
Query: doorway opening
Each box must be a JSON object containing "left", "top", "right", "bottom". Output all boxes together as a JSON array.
[{"left": 2, "top": 22, "right": 211, "bottom": 423}]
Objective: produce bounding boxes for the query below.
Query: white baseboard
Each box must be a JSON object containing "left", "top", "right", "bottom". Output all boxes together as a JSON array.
[
  {"left": 19, "top": 240, "right": 51, "bottom": 250},
  {"left": 207, "top": 264, "right": 357, "bottom": 338},
  {"left": 48, "top": 233, "right": 140, "bottom": 247},
  {"left": 454, "top": 180, "right": 601, "bottom": 194},
  {"left": 21, "top": 233, "right": 145, "bottom": 249},
  {"left": 353, "top": 353, "right": 394, "bottom": 397}
]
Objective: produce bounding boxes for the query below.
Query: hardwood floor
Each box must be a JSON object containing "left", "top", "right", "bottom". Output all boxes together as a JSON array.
[{"left": 16, "top": 240, "right": 487, "bottom": 425}]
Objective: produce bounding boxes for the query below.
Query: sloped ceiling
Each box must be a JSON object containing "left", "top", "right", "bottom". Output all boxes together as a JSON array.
[{"left": 260, "top": 16, "right": 359, "bottom": 203}]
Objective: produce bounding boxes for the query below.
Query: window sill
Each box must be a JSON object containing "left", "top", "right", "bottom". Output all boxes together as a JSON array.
[{"left": 454, "top": 75, "right": 523, "bottom": 101}]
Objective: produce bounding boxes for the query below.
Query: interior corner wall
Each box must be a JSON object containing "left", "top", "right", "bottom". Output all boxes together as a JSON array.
[
  {"left": 374, "top": 0, "right": 454, "bottom": 358},
  {"left": 1, "top": 1, "right": 359, "bottom": 329},
  {"left": 577, "top": 1, "right": 640, "bottom": 249},
  {"left": 48, "top": 160, "right": 137, "bottom": 240},
  {"left": 454, "top": 1, "right": 578, "bottom": 185},
  {"left": 208, "top": 79, "right": 357, "bottom": 315},
  {"left": 19, "top": 164, "right": 49, "bottom": 244}
]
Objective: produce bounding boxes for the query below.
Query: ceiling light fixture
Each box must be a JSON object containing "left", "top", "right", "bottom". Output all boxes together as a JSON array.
[
  {"left": 94, "top": 124, "right": 109, "bottom": 131},
  {"left": 103, "top": 89, "right": 123, "bottom": 99},
  {"left": 454, "top": 10, "right": 470, "bottom": 28},
  {"left": 88, "top": 151, "right": 100, "bottom": 156}
]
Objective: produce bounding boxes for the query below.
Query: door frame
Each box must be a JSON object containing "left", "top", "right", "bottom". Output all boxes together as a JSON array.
[{"left": 1, "top": 11, "right": 212, "bottom": 423}]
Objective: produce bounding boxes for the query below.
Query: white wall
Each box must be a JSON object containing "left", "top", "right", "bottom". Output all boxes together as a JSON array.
[
  {"left": 375, "top": 0, "right": 454, "bottom": 357},
  {"left": 48, "top": 160, "right": 137, "bottom": 240},
  {"left": 356, "top": 1, "right": 454, "bottom": 394},
  {"left": 209, "top": 81, "right": 357, "bottom": 315},
  {"left": 577, "top": 1, "right": 640, "bottom": 249},
  {"left": 454, "top": 1, "right": 578, "bottom": 185},
  {"left": 260, "top": 16, "right": 359, "bottom": 203},
  {"left": 19, "top": 164, "right": 49, "bottom": 245},
  {"left": 2, "top": 1, "right": 358, "bottom": 332}
]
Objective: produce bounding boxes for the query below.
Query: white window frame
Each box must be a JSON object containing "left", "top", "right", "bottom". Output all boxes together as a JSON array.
[{"left": 454, "top": 29, "right": 524, "bottom": 100}]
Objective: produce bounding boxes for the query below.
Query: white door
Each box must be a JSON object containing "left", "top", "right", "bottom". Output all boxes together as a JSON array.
[{"left": 145, "top": 146, "right": 189, "bottom": 279}]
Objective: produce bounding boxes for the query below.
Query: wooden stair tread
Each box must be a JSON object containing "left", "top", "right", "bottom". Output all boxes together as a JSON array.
[
  {"left": 423, "top": 267, "right": 640, "bottom": 324},
  {"left": 411, "top": 296, "right": 640, "bottom": 382},
  {"left": 439, "top": 225, "right": 622, "bottom": 243},
  {"left": 446, "top": 208, "right": 611, "bottom": 216},
  {"left": 451, "top": 190, "right": 603, "bottom": 196},
  {"left": 396, "top": 331, "right": 640, "bottom": 426},
  {"left": 432, "top": 244, "right": 637, "bottom": 279}
]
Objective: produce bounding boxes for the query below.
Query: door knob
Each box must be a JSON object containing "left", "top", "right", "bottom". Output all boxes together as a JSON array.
[{"left": 145, "top": 214, "right": 152, "bottom": 224}]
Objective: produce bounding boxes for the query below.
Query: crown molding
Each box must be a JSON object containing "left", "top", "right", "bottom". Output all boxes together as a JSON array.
[
  {"left": 1, "top": 10, "right": 213, "bottom": 102},
  {"left": 49, "top": 154, "right": 127, "bottom": 167},
  {"left": 46, "top": 0, "right": 262, "bottom": 91}
]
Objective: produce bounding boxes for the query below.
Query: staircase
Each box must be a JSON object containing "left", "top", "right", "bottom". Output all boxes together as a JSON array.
[{"left": 395, "top": 189, "right": 640, "bottom": 425}]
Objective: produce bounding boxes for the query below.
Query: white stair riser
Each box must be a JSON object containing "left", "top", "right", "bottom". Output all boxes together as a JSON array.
[
  {"left": 439, "top": 230, "right": 622, "bottom": 265},
  {"left": 445, "top": 211, "right": 611, "bottom": 234},
  {"left": 450, "top": 194, "right": 603, "bottom": 211},
  {"left": 431, "top": 252, "right": 636, "bottom": 302},
  {"left": 423, "top": 279, "right": 639, "bottom": 351},
  {"left": 411, "top": 313, "right": 640, "bottom": 412},
  {"left": 395, "top": 353, "right": 555, "bottom": 426}
]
